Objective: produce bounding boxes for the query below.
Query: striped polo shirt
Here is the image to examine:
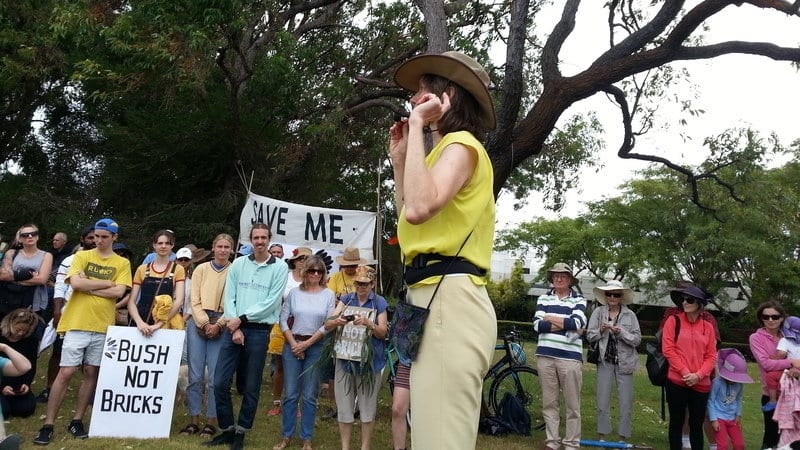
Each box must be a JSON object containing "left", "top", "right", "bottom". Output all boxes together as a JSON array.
[{"left": 533, "top": 289, "right": 587, "bottom": 362}]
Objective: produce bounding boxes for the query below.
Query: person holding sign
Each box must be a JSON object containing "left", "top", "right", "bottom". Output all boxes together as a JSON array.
[
  {"left": 326, "top": 266, "right": 388, "bottom": 450},
  {"left": 203, "top": 224, "right": 287, "bottom": 450},
  {"left": 389, "top": 51, "right": 497, "bottom": 450},
  {"left": 34, "top": 218, "right": 132, "bottom": 445},
  {"left": 274, "top": 255, "right": 336, "bottom": 450}
]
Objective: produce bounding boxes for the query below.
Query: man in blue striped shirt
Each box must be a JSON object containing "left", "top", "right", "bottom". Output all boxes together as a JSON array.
[{"left": 533, "top": 262, "right": 587, "bottom": 450}]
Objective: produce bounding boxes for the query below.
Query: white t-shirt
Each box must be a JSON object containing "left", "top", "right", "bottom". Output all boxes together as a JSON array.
[{"left": 777, "top": 337, "right": 800, "bottom": 359}]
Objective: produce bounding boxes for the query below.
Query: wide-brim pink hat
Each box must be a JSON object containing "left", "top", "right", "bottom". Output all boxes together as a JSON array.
[{"left": 717, "top": 348, "right": 754, "bottom": 384}]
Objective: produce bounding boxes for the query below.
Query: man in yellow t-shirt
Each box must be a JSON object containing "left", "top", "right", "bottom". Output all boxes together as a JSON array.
[
  {"left": 326, "top": 247, "right": 367, "bottom": 300},
  {"left": 34, "top": 218, "right": 132, "bottom": 445}
]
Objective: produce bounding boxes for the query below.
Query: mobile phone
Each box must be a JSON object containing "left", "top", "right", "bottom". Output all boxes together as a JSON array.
[{"left": 343, "top": 314, "right": 356, "bottom": 321}]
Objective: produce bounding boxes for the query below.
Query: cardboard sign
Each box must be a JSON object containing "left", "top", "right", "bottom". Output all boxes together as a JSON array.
[
  {"left": 89, "top": 326, "right": 185, "bottom": 438},
  {"left": 333, "top": 305, "right": 375, "bottom": 361}
]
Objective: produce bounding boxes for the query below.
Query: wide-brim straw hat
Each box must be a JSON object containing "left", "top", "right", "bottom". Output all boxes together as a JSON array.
[
  {"left": 394, "top": 51, "right": 496, "bottom": 129},
  {"left": 546, "top": 262, "right": 575, "bottom": 284},
  {"left": 593, "top": 280, "right": 634, "bottom": 305},
  {"left": 183, "top": 243, "right": 211, "bottom": 263},
  {"left": 287, "top": 247, "right": 313, "bottom": 261},
  {"left": 336, "top": 247, "right": 367, "bottom": 266},
  {"left": 353, "top": 266, "right": 376, "bottom": 284}
]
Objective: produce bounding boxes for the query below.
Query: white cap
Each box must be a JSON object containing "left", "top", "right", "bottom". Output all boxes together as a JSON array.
[{"left": 176, "top": 247, "right": 193, "bottom": 260}]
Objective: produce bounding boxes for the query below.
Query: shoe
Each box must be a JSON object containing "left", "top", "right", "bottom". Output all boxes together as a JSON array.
[
  {"left": 0, "top": 433, "right": 20, "bottom": 450},
  {"left": 202, "top": 430, "right": 235, "bottom": 447},
  {"left": 67, "top": 420, "right": 88, "bottom": 439},
  {"left": 302, "top": 440, "right": 313, "bottom": 450},
  {"left": 267, "top": 403, "right": 281, "bottom": 416},
  {"left": 230, "top": 432, "right": 244, "bottom": 450},
  {"left": 33, "top": 425, "right": 54, "bottom": 445},
  {"left": 36, "top": 388, "right": 50, "bottom": 404},
  {"left": 272, "top": 437, "right": 291, "bottom": 450},
  {"left": 762, "top": 401, "right": 777, "bottom": 412}
]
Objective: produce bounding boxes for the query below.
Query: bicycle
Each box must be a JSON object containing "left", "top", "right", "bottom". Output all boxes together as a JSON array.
[{"left": 483, "top": 328, "right": 544, "bottom": 431}]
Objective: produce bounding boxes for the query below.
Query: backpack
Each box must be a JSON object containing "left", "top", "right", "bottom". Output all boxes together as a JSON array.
[
  {"left": 478, "top": 416, "right": 510, "bottom": 437},
  {"left": 496, "top": 392, "right": 531, "bottom": 436},
  {"left": 645, "top": 315, "right": 679, "bottom": 387}
]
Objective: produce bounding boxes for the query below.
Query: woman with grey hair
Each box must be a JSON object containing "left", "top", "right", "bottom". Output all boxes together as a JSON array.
[{"left": 586, "top": 280, "right": 641, "bottom": 441}]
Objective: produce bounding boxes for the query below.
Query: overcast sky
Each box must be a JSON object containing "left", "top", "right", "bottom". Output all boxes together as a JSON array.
[{"left": 495, "top": 1, "right": 800, "bottom": 230}]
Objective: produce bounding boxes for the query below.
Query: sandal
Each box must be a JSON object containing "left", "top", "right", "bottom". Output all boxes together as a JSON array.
[
  {"left": 199, "top": 424, "right": 217, "bottom": 438},
  {"left": 179, "top": 423, "right": 200, "bottom": 435}
]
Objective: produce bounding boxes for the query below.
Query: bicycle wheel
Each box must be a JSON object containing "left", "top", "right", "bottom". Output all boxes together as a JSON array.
[{"left": 488, "top": 365, "right": 543, "bottom": 431}]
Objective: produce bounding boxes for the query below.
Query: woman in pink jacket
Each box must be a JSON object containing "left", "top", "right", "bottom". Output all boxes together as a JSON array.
[
  {"left": 661, "top": 286, "right": 717, "bottom": 450},
  {"left": 749, "top": 300, "right": 799, "bottom": 449}
]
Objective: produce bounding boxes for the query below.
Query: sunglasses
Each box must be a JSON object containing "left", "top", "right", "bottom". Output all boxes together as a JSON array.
[
  {"left": 681, "top": 295, "right": 698, "bottom": 305},
  {"left": 341, "top": 265, "right": 358, "bottom": 269},
  {"left": 761, "top": 314, "right": 782, "bottom": 321},
  {"left": 306, "top": 269, "right": 324, "bottom": 275},
  {"left": 604, "top": 292, "right": 623, "bottom": 298},
  {"left": 177, "top": 258, "right": 191, "bottom": 262},
  {"left": 354, "top": 281, "right": 371, "bottom": 287},
  {"left": 20, "top": 232, "right": 38, "bottom": 238}
]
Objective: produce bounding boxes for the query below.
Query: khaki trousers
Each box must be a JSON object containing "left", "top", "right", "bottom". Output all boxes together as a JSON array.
[
  {"left": 409, "top": 276, "right": 496, "bottom": 450},
  {"left": 537, "top": 356, "right": 582, "bottom": 450}
]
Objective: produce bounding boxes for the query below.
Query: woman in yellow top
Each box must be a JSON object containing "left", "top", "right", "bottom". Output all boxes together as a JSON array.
[
  {"left": 388, "top": 51, "right": 497, "bottom": 450},
  {"left": 127, "top": 230, "right": 185, "bottom": 337}
]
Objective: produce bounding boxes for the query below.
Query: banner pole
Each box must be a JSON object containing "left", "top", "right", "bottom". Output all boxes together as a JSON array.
[{"left": 375, "top": 155, "right": 383, "bottom": 295}]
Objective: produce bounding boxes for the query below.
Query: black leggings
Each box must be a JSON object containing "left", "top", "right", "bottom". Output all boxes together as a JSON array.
[
  {"left": 666, "top": 381, "right": 708, "bottom": 450},
  {"left": 761, "top": 394, "right": 779, "bottom": 448}
]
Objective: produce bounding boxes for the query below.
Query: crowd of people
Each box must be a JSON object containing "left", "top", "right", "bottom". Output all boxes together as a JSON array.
[
  {"left": 540, "top": 261, "right": 800, "bottom": 450},
  {"left": 0, "top": 49, "right": 792, "bottom": 450}
]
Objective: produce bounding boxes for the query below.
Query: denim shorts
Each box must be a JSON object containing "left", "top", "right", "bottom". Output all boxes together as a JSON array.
[{"left": 61, "top": 330, "right": 106, "bottom": 367}]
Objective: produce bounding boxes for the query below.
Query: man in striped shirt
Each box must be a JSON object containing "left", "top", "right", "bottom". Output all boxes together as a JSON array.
[{"left": 533, "top": 262, "right": 587, "bottom": 450}]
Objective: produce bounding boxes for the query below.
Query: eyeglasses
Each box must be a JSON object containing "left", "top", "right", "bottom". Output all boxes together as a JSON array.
[
  {"left": 20, "top": 232, "right": 38, "bottom": 238},
  {"left": 682, "top": 295, "right": 697, "bottom": 305},
  {"left": 306, "top": 269, "right": 324, "bottom": 275},
  {"left": 355, "top": 281, "right": 371, "bottom": 287},
  {"left": 761, "top": 314, "right": 782, "bottom": 321},
  {"left": 604, "top": 292, "right": 623, "bottom": 298}
]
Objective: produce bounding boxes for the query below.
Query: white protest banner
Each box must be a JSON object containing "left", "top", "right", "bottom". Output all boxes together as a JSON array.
[
  {"left": 239, "top": 192, "right": 377, "bottom": 260},
  {"left": 89, "top": 326, "right": 185, "bottom": 439},
  {"left": 333, "top": 305, "right": 375, "bottom": 361}
]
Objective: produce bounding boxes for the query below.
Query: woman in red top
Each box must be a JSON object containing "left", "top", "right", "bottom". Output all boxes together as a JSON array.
[{"left": 661, "top": 285, "right": 717, "bottom": 450}]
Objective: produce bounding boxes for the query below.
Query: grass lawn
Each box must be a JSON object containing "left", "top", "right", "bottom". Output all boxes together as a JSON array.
[{"left": 5, "top": 344, "right": 768, "bottom": 449}]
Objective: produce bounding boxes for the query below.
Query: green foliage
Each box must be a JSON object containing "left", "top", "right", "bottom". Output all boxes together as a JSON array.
[
  {"left": 487, "top": 260, "right": 533, "bottom": 321},
  {"left": 498, "top": 128, "right": 800, "bottom": 313},
  {"left": 504, "top": 113, "right": 604, "bottom": 211}
]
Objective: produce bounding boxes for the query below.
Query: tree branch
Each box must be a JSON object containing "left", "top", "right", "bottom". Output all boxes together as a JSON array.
[{"left": 541, "top": 0, "right": 580, "bottom": 81}]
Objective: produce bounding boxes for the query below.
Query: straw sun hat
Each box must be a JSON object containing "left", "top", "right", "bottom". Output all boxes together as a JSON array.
[{"left": 394, "top": 51, "right": 496, "bottom": 129}]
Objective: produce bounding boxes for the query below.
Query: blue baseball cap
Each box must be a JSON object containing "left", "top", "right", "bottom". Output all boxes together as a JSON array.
[
  {"left": 94, "top": 218, "right": 119, "bottom": 234},
  {"left": 238, "top": 244, "right": 253, "bottom": 256}
]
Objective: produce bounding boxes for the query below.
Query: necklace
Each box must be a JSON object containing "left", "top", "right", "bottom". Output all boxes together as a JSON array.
[{"left": 423, "top": 125, "right": 438, "bottom": 134}]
